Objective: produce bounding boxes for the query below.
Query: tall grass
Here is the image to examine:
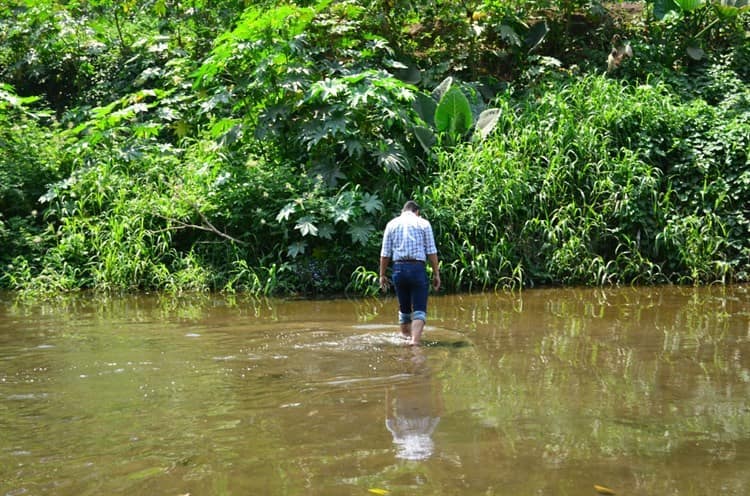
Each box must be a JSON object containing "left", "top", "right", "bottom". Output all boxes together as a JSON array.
[{"left": 422, "top": 74, "right": 749, "bottom": 291}]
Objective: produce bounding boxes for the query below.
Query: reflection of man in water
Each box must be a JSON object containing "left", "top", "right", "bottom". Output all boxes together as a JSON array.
[{"left": 385, "top": 349, "right": 443, "bottom": 461}]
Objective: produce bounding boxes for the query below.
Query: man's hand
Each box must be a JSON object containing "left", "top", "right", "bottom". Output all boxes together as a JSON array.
[
  {"left": 432, "top": 274, "right": 441, "bottom": 292},
  {"left": 379, "top": 275, "right": 390, "bottom": 291}
]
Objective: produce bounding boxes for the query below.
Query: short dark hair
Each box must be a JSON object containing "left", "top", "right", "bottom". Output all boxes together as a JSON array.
[{"left": 402, "top": 200, "right": 420, "bottom": 212}]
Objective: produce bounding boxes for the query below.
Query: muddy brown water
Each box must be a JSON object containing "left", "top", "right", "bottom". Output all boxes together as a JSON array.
[{"left": 2, "top": 286, "right": 749, "bottom": 495}]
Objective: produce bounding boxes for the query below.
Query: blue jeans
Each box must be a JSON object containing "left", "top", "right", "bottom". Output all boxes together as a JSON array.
[{"left": 392, "top": 263, "right": 429, "bottom": 323}]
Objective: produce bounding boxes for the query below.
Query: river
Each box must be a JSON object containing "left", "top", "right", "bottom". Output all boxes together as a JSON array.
[{"left": 2, "top": 285, "right": 749, "bottom": 495}]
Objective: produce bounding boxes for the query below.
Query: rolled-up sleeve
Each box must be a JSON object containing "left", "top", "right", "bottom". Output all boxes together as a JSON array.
[
  {"left": 381, "top": 223, "right": 394, "bottom": 258},
  {"left": 424, "top": 223, "right": 437, "bottom": 255}
]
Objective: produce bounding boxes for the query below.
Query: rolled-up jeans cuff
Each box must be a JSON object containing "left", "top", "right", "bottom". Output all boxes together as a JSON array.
[
  {"left": 412, "top": 310, "right": 426, "bottom": 322},
  {"left": 399, "top": 311, "right": 411, "bottom": 324}
]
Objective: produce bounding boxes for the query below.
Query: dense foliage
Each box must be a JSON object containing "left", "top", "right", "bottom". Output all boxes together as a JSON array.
[{"left": 1, "top": 0, "right": 749, "bottom": 296}]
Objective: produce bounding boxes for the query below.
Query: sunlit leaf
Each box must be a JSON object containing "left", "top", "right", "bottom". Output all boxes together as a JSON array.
[
  {"left": 431, "top": 76, "right": 453, "bottom": 101},
  {"left": 109, "top": 107, "right": 136, "bottom": 125},
  {"left": 384, "top": 58, "right": 407, "bottom": 69},
  {"left": 295, "top": 216, "right": 318, "bottom": 236},
  {"left": 210, "top": 118, "right": 241, "bottom": 139},
  {"left": 92, "top": 100, "right": 119, "bottom": 119},
  {"left": 276, "top": 203, "right": 296, "bottom": 222},
  {"left": 199, "top": 90, "right": 231, "bottom": 114},
  {"left": 368, "top": 489, "right": 390, "bottom": 495},
  {"left": 537, "top": 56, "right": 562, "bottom": 67},
  {"left": 350, "top": 86, "right": 375, "bottom": 107},
  {"left": 153, "top": 0, "right": 166, "bottom": 16},
  {"left": 499, "top": 24, "right": 522, "bottom": 46},
  {"left": 475, "top": 108, "right": 501, "bottom": 140},
  {"left": 134, "top": 67, "right": 161, "bottom": 88},
  {"left": 341, "top": 72, "right": 371, "bottom": 84},
  {"left": 373, "top": 140, "right": 408, "bottom": 173},
  {"left": 714, "top": 0, "right": 749, "bottom": 18},
  {"left": 332, "top": 204, "right": 353, "bottom": 224},
  {"left": 133, "top": 123, "right": 161, "bottom": 139},
  {"left": 392, "top": 85, "right": 414, "bottom": 101},
  {"left": 147, "top": 42, "right": 169, "bottom": 54},
  {"left": 157, "top": 106, "right": 179, "bottom": 121},
  {"left": 309, "top": 78, "right": 347, "bottom": 102}
]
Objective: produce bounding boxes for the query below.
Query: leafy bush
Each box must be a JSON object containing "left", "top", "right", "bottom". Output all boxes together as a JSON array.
[
  {"left": 424, "top": 74, "right": 749, "bottom": 290},
  {"left": 0, "top": 85, "right": 63, "bottom": 283},
  {"left": 1, "top": 0, "right": 749, "bottom": 296}
]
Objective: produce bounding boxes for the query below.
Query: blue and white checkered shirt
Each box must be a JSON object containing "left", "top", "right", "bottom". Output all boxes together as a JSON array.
[{"left": 381, "top": 211, "right": 438, "bottom": 262}]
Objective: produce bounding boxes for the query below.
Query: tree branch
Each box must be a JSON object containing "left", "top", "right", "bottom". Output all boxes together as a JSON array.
[{"left": 153, "top": 201, "right": 247, "bottom": 246}]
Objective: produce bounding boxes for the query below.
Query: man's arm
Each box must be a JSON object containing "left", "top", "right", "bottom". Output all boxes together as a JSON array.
[
  {"left": 379, "top": 256, "right": 391, "bottom": 290},
  {"left": 427, "top": 253, "right": 440, "bottom": 291}
]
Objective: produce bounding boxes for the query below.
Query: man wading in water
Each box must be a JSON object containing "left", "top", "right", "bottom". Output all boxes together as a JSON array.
[{"left": 379, "top": 201, "right": 441, "bottom": 346}]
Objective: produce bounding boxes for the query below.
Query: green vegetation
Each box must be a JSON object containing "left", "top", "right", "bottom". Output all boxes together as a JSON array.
[{"left": 1, "top": 0, "right": 749, "bottom": 296}]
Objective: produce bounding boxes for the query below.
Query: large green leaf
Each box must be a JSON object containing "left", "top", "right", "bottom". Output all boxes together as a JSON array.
[
  {"left": 413, "top": 93, "right": 437, "bottom": 126},
  {"left": 653, "top": 0, "right": 678, "bottom": 19},
  {"left": 714, "top": 0, "right": 750, "bottom": 19},
  {"left": 414, "top": 125, "right": 436, "bottom": 153},
  {"left": 525, "top": 21, "right": 548, "bottom": 52},
  {"left": 653, "top": 0, "right": 706, "bottom": 18},
  {"left": 390, "top": 60, "right": 421, "bottom": 84},
  {"left": 675, "top": 0, "right": 705, "bottom": 11},
  {"left": 431, "top": 76, "right": 453, "bottom": 102},
  {"left": 434, "top": 87, "right": 473, "bottom": 141}
]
